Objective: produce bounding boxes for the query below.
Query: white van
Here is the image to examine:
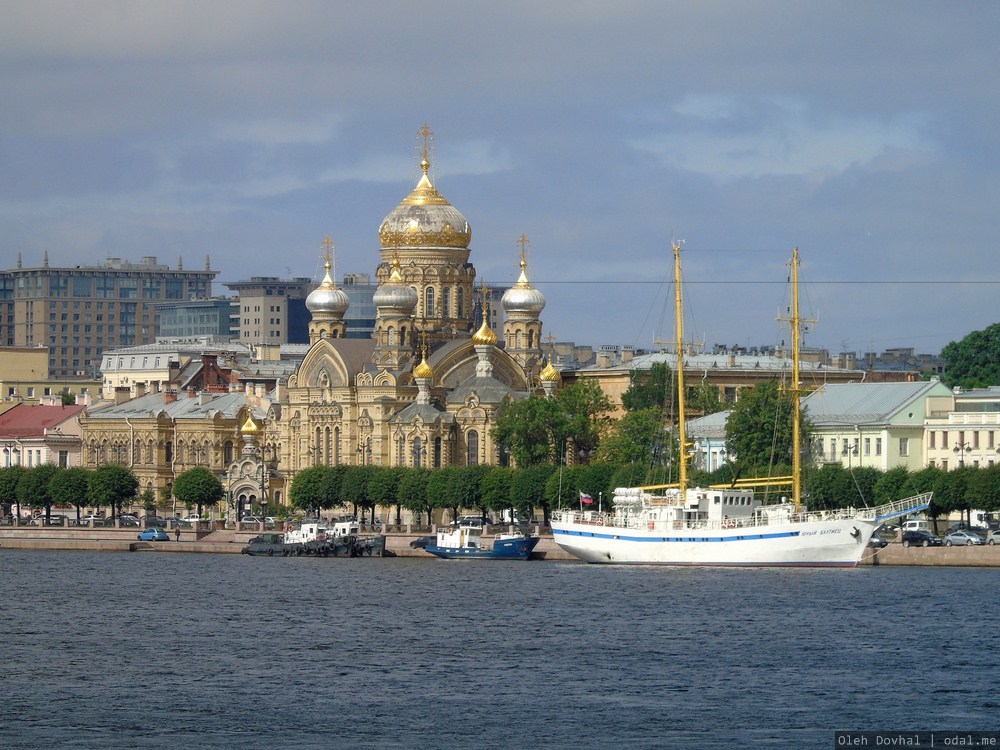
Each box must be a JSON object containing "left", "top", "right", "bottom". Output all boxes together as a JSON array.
[{"left": 902, "top": 519, "right": 930, "bottom": 532}]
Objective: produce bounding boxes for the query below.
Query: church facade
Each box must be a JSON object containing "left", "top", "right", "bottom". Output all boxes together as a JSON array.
[{"left": 260, "top": 128, "right": 555, "bottom": 499}]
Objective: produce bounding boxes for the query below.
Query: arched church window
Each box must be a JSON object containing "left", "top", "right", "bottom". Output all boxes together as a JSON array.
[
  {"left": 224, "top": 441, "right": 234, "bottom": 465},
  {"left": 165, "top": 441, "right": 173, "bottom": 463},
  {"left": 528, "top": 330, "right": 535, "bottom": 348},
  {"left": 388, "top": 327, "right": 395, "bottom": 346},
  {"left": 425, "top": 287, "right": 434, "bottom": 318},
  {"left": 434, "top": 437, "right": 442, "bottom": 468},
  {"left": 467, "top": 430, "right": 479, "bottom": 466},
  {"left": 457, "top": 288, "right": 464, "bottom": 318},
  {"left": 442, "top": 288, "right": 451, "bottom": 318},
  {"left": 516, "top": 331, "right": 522, "bottom": 349}
]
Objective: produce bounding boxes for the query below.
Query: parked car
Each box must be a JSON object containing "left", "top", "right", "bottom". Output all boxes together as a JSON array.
[
  {"left": 240, "top": 516, "right": 263, "bottom": 525},
  {"left": 868, "top": 534, "right": 888, "bottom": 549},
  {"left": 137, "top": 527, "right": 170, "bottom": 542},
  {"left": 78, "top": 514, "right": 105, "bottom": 525},
  {"left": 166, "top": 517, "right": 192, "bottom": 529},
  {"left": 142, "top": 515, "right": 167, "bottom": 527},
  {"left": 987, "top": 530, "right": 999, "bottom": 546},
  {"left": 902, "top": 530, "right": 943, "bottom": 548},
  {"left": 182, "top": 514, "right": 203, "bottom": 524},
  {"left": 118, "top": 514, "right": 140, "bottom": 527},
  {"left": 944, "top": 530, "right": 985, "bottom": 546}
]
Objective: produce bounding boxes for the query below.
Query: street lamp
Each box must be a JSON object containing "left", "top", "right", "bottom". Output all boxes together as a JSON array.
[
  {"left": 842, "top": 440, "right": 858, "bottom": 468},
  {"left": 953, "top": 441, "right": 971, "bottom": 467}
]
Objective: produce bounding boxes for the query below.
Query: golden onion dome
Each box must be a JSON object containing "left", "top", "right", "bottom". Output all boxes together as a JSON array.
[
  {"left": 539, "top": 360, "right": 561, "bottom": 382},
  {"left": 501, "top": 257, "right": 546, "bottom": 315},
  {"left": 413, "top": 353, "right": 435, "bottom": 379},
  {"left": 240, "top": 414, "right": 259, "bottom": 434},
  {"left": 471, "top": 318, "right": 498, "bottom": 346},
  {"left": 373, "top": 254, "right": 418, "bottom": 312},
  {"left": 305, "top": 258, "right": 350, "bottom": 315},
  {"left": 378, "top": 156, "right": 472, "bottom": 249}
]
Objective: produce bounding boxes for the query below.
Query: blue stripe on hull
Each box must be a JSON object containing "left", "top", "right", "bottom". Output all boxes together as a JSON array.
[{"left": 552, "top": 529, "right": 801, "bottom": 543}]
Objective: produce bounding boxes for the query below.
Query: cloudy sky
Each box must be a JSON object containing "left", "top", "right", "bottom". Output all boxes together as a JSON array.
[{"left": 2, "top": 1, "right": 998, "bottom": 357}]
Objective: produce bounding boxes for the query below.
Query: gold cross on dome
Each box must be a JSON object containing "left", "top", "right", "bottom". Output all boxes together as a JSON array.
[
  {"left": 517, "top": 233, "right": 530, "bottom": 266},
  {"left": 417, "top": 123, "right": 434, "bottom": 172}
]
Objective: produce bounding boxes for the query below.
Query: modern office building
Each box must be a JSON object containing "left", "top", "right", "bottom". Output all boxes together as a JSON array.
[
  {"left": 223, "top": 277, "right": 312, "bottom": 347},
  {"left": 155, "top": 298, "right": 238, "bottom": 339},
  {"left": 0, "top": 254, "right": 216, "bottom": 378}
]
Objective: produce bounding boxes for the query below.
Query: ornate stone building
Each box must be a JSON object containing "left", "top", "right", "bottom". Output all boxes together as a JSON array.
[
  {"left": 265, "top": 128, "right": 550, "bottom": 480},
  {"left": 76, "top": 128, "right": 555, "bottom": 513}
]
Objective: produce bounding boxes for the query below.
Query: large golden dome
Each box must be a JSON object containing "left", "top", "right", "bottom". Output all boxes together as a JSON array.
[{"left": 378, "top": 156, "right": 472, "bottom": 249}]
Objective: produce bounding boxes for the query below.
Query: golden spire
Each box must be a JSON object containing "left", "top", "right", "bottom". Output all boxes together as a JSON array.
[
  {"left": 516, "top": 233, "right": 530, "bottom": 286},
  {"left": 388, "top": 250, "right": 404, "bottom": 283},
  {"left": 320, "top": 235, "right": 335, "bottom": 287},
  {"left": 472, "top": 283, "right": 497, "bottom": 345},
  {"left": 540, "top": 334, "right": 560, "bottom": 382},
  {"left": 413, "top": 333, "right": 434, "bottom": 379}
]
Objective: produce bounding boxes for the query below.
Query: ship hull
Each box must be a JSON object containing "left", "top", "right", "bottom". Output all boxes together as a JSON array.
[
  {"left": 425, "top": 535, "right": 540, "bottom": 560},
  {"left": 550, "top": 517, "right": 879, "bottom": 567}
]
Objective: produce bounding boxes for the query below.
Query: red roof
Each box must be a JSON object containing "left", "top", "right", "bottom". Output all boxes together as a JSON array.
[{"left": 0, "top": 404, "right": 87, "bottom": 439}]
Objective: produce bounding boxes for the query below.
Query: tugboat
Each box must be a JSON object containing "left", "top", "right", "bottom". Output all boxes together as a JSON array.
[
  {"left": 241, "top": 532, "right": 286, "bottom": 556},
  {"left": 281, "top": 516, "right": 388, "bottom": 557},
  {"left": 423, "top": 518, "right": 539, "bottom": 560}
]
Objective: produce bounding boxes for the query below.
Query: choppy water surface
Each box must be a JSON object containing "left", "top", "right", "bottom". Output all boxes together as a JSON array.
[{"left": 1, "top": 551, "right": 997, "bottom": 749}]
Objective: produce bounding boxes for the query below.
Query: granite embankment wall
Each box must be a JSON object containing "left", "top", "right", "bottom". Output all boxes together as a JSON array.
[
  {"left": 2, "top": 527, "right": 999, "bottom": 565},
  {"left": 0, "top": 527, "right": 575, "bottom": 559}
]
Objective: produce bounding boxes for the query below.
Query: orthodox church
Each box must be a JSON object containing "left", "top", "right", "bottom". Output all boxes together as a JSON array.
[{"left": 261, "top": 127, "right": 560, "bottom": 494}]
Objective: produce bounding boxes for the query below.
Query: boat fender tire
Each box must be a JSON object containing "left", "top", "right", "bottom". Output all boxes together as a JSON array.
[
  {"left": 267, "top": 548, "right": 274, "bottom": 556},
  {"left": 647, "top": 521, "right": 655, "bottom": 530}
]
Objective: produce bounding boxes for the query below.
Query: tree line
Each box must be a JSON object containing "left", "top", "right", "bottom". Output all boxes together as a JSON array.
[{"left": 0, "top": 464, "right": 225, "bottom": 521}]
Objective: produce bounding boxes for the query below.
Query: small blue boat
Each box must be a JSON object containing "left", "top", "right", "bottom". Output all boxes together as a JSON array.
[{"left": 424, "top": 518, "right": 540, "bottom": 560}]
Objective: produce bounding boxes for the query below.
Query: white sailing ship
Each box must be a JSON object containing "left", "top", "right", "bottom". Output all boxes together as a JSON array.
[{"left": 550, "top": 244, "right": 930, "bottom": 567}]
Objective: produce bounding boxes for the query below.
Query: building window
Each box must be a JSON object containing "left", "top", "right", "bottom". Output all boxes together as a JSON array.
[
  {"left": 864, "top": 437, "right": 871, "bottom": 456},
  {"left": 929, "top": 432, "right": 935, "bottom": 449},
  {"left": 467, "top": 430, "right": 479, "bottom": 466},
  {"left": 875, "top": 438, "right": 882, "bottom": 456},
  {"left": 424, "top": 287, "right": 434, "bottom": 317},
  {"left": 899, "top": 438, "right": 909, "bottom": 457}
]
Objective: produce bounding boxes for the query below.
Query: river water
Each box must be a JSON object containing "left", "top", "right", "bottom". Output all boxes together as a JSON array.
[{"left": 1, "top": 551, "right": 997, "bottom": 749}]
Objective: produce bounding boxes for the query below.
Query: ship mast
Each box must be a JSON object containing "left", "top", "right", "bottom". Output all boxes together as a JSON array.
[{"left": 673, "top": 240, "right": 688, "bottom": 497}]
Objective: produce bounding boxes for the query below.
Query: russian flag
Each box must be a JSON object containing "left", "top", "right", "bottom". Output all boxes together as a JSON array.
[{"left": 579, "top": 491, "right": 594, "bottom": 505}]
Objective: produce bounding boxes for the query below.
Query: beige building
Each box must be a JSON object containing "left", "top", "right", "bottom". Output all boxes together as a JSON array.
[
  {"left": 264, "top": 132, "right": 548, "bottom": 476},
  {"left": 0, "top": 346, "right": 100, "bottom": 406},
  {"left": 925, "top": 387, "right": 1000, "bottom": 470}
]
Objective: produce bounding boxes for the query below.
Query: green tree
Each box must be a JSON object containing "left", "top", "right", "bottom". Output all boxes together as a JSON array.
[
  {"left": 341, "top": 466, "right": 373, "bottom": 520},
  {"left": 399, "top": 468, "right": 432, "bottom": 524},
  {"left": 173, "top": 467, "right": 223, "bottom": 517},
  {"left": 17, "top": 464, "right": 61, "bottom": 520},
  {"left": 557, "top": 378, "right": 614, "bottom": 456},
  {"left": 493, "top": 395, "right": 562, "bottom": 467},
  {"left": 427, "top": 466, "right": 460, "bottom": 522},
  {"left": 60, "top": 391, "right": 76, "bottom": 406},
  {"left": 368, "top": 466, "right": 405, "bottom": 524},
  {"left": 725, "top": 380, "right": 807, "bottom": 473},
  {"left": 289, "top": 466, "right": 332, "bottom": 516},
  {"left": 873, "top": 466, "right": 915, "bottom": 505},
  {"left": 510, "top": 464, "right": 554, "bottom": 523},
  {"left": 49, "top": 467, "right": 91, "bottom": 522},
  {"left": 940, "top": 322, "right": 1000, "bottom": 388},
  {"left": 621, "top": 362, "right": 673, "bottom": 412},
  {"left": 0, "top": 465, "right": 27, "bottom": 518},
  {"left": 88, "top": 464, "right": 139, "bottom": 517},
  {"left": 594, "top": 406, "right": 664, "bottom": 465},
  {"left": 480, "top": 466, "right": 513, "bottom": 519}
]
